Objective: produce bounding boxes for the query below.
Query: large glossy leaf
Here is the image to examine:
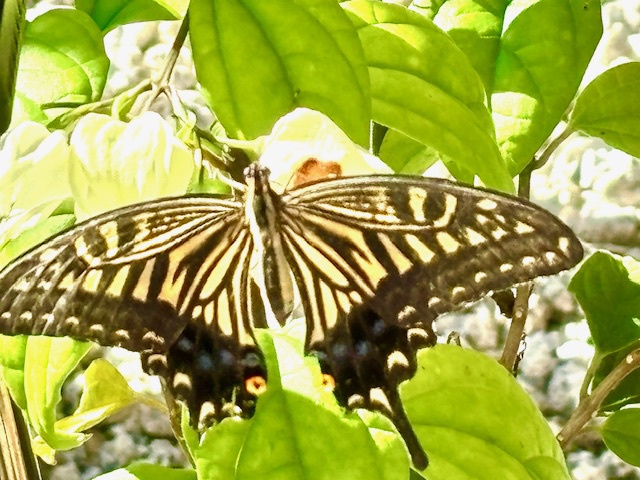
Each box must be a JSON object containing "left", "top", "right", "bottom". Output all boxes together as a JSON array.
[
  {"left": 403, "top": 344, "right": 570, "bottom": 480},
  {"left": 570, "top": 62, "right": 640, "bottom": 158},
  {"left": 420, "top": 0, "right": 602, "bottom": 175},
  {"left": 343, "top": 1, "right": 512, "bottom": 192},
  {"left": 422, "top": 0, "right": 509, "bottom": 93},
  {"left": 190, "top": 0, "right": 370, "bottom": 145}
]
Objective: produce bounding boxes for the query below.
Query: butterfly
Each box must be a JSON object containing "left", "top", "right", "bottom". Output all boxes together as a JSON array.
[{"left": 0, "top": 163, "right": 583, "bottom": 469}]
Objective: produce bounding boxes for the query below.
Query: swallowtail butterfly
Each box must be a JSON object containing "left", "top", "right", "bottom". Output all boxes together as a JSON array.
[{"left": 0, "top": 163, "right": 583, "bottom": 469}]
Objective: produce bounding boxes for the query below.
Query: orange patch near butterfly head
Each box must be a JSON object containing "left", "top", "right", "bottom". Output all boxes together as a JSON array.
[{"left": 289, "top": 158, "right": 343, "bottom": 188}]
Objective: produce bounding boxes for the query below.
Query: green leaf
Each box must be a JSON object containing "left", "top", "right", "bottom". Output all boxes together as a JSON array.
[
  {"left": 0, "top": 0, "right": 26, "bottom": 133},
  {"left": 1, "top": 336, "right": 93, "bottom": 464},
  {"left": 190, "top": 320, "right": 409, "bottom": 480},
  {"left": 0, "top": 335, "right": 29, "bottom": 409},
  {"left": 522, "top": 456, "right": 574, "bottom": 480},
  {"left": 93, "top": 463, "right": 196, "bottom": 480},
  {"left": 490, "top": 0, "right": 602, "bottom": 174},
  {"left": 601, "top": 409, "right": 640, "bottom": 467},
  {"left": 9, "top": 91, "right": 48, "bottom": 126},
  {"left": 568, "top": 251, "right": 640, "bottom": 356},
  {"left": 52, "top": 359, "right": 137, "bottom": 434},
  {"left": 569, "top": 62, "right": 640, "bottom": 158},
  {"left": 428, "top": 0, "right": 508, "bottom": 94},
  {"left": 343, "top": 0, "right": 513, "bottom": 192},
  {"left": 378, "top": 130, "right": 439, "bottom": 174},
  {"left": 15, "top": 9, "right": 109, "bottom": 108},
  {"left": 190, "top": 0, "right": 370, "bottom": 145},
  {"left": 25, "top": 337, "right": 94, "bottom": 450},
  {"left": 568, "top": 252, "right": 640, "bottom": 411},
  {"left": 0, "top": 335, "right": 94, "bottom": 456},
  {"left": 402, "top": 344, "right": 569, "bottom": 480},
  {"left": 76, "top": 0, "right": 187, "bottom": 33},
  {"left": 30, "top": 358, "right": 147, "bottom": 462},
  {"left": 0, "top": 214, "right": 75, "bottom": 267}
]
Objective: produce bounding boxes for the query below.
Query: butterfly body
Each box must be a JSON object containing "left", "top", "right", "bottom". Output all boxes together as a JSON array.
[{"left": 0, "top": 163, "right": 583, "bottom": 470}]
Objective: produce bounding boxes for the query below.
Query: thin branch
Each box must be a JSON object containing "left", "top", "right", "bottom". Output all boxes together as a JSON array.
[
  {"left": 0, "top": 378, "right": 41, "bottom": 480},
  {"left": 499, "top": 283, "right": 533, "bottom": 371},
  {"left": 558, "top": 347, "right": 640, "bottom": 449},
  {"left": 156, "top": 11, "right": 190, "bottom": 90},
  {"left": 529, "top": 125, "right": 575, "bottom": 172},
  {"left": 138, "top": 11, "right": 190, "bottom": 113}
]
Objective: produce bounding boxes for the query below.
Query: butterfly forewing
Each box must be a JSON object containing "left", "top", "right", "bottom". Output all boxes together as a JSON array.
[
  {"left": 280, "top": 175, "right": 583, "bottom": 346},
  {"left": 0, "top": 197, "right": 251, "bottom": 348}
]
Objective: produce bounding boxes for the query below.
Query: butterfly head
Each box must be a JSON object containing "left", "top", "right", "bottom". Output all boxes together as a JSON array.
[{"left": 244, "top": 163, "right": 271, "bottom": 187}]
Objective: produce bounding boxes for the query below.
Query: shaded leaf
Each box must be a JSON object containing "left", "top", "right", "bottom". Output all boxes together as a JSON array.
[
  {"left": 568, "top": 252, "right": 640, "bottom": 411},
  {"left": 402, "top": 344, "right": 569, "bottom": 480},
  {"left": 601, "top": 409, "right": 640, "bottom": 467},
  {"left": 568, "top": 251, "right": 640, "bottom": 356},
  {"left": 76, "top": 0, "right": 186, "bottom": 32},
  {"left": 570, "top": 62, "right": 640, "bottom": 158}
]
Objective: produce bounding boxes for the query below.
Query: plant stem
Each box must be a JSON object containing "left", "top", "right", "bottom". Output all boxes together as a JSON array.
[
  {"left": 0, "top": 378, "right": 42, "bottom": 480},
  {"left": 530, "top": 125, "right": 575, "bottom": 172},
  {"left": 156, "top": 11, "right": 190, "bottom": 90},
  {"left": 137, "top": 11, "right": 190, "bottom": 114},
  {"left": 558, "top": 347, "right": 640, "bottom": 449},
  {"left": 499, "top": 283, "right": 533, "bottom": 372}
]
